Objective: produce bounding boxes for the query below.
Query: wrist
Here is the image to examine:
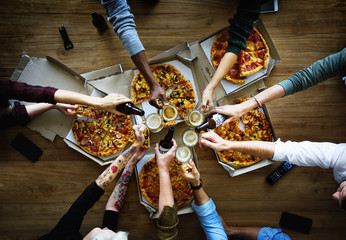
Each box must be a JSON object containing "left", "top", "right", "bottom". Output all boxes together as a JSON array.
[{"left": 189, "top": 178, "right": 203, "bottom": 190}]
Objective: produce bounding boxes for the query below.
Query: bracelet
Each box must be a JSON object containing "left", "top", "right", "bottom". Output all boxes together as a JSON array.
[
  {"left": 252, "top": 96, "right": 263, "bottom": 108},
  {"left": 188, "top": 179, "right": 203, "bottom": 190}
]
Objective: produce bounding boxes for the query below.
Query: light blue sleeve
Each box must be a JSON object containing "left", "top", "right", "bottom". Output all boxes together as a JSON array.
[
  {"left": 257, "top": 227, "right": 291, "bottom": 240},
  {"left": 101, "top": 0, "right": 145, "bottom": 57},
  {"left": 277, "top": 48, "right": 346, "bottom": 96},
  {"left": 192, "top": 198, "right": 228, "bottom": 240}
]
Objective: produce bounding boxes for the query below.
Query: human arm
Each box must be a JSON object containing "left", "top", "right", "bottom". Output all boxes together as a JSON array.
[
  {"left": 25, "top": 103, "right": 77, "bottom": 119},
  {"left": 200, "top": 131, "right": 275, "bottom": 159},
  {"left": 95, "top": 124, "right": 146, "bottom": 190},
  {"left": 101, "top": 0, "right": 167, "bottom": 108},
  {"left": 180, "top": 160, "right": 227, "bottom": 240},
  {"left": 105, "top": 148, "right": 146, "bottom": 212},
  {"left": 201, "top": 0, "right": 261, "bottom": 112}
]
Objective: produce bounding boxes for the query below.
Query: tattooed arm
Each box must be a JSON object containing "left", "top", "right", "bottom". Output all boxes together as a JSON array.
[
  {"left": 95, "top": 124, "right": 146, "bottom": 190},
  {"left": 105, "top": 148, "right": 146, "bottom": 212}
]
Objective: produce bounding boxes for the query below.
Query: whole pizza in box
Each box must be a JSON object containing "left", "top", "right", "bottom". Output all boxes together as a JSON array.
[
  {"left": 214, "top": 97, "right": 273, "bottom": 167},
  {"left": 72, "top": 105, "right": 134, "bottom": 157},
  {"left": 211, "top": 29, "right": 269, "bottom": 84},
  {"left": 131, "top": 64, "right": 196, "bottom": 118},
  {"left": 139, "top": 156, "right": 193, "bottom": 208}
]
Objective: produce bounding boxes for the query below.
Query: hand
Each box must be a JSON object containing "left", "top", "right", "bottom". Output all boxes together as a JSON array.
[
  {"left": 98, "top": 93, "right": 132, "bottom": 115},
  {"left": 199, "top": 131, "right": 231, "bottom": 151},
  {"left": 211, "top": 104, "right": 246, "bottom": 125},
  {"left": 134, "top": 147, "right": 147, "bottom": 162},
  {"left": 149, "top": 84, "right": 168, "bottom": 109},
  {"left": 180, "top": 159, "right": 200, "bottom": 187},
  {"left": 133, "top": 124, "right": 147, "bottom": 146},
  {"left": 54, "top": 103, "right": 77, "bottom": 116},
  {"left": 155, "top": 139, "right": 177, "bottom": 171},
  {"left": 201, "top": 86, "right": 214, "bottom": 113}
]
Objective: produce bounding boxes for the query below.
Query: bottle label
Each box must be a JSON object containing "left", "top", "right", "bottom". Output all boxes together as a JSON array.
[
  {"left": 212, "top": 114, "right": 228, "bottom": 127},
  {"left": 159, "top": 145, "right": 170, "bottom": 154}
]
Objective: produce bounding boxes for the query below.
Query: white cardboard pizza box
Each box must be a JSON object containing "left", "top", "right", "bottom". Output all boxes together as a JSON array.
[
  {"left": 134, "top": 121, "right": 199, "bottom": 218},
  {"left": 214, "top": 80, "right": 277, "bottom": 176},
  {"left": 189, "top": 18, "right": 281, "bottom": 102},
  {"left": 10, "top": 55, "right": 123, "bottom": 166}
]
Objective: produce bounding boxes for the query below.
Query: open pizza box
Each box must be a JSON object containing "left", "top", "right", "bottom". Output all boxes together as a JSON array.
[
  {"left": 10, "top": 54, "right": 125, "bottom": 165},
  {"left": 188, "top": 18, "right": 281, "bottom": 102},
  {"left": 134, "top": 121, "right": 199, "bottom": 219},
  {"left": 214, "top": 80, "right": 278, "bottom": 177}
]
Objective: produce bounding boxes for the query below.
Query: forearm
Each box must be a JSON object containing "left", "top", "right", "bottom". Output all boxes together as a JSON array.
[
  {"left": 193, "top": 187, "right": 210, "bottom": 206},
  {"left": 228, "top": 226, "right": 261, "bottom": 240},
  {"left": 158, "top": 169, "right": 174, "bottom": 215},
  {"left": 25, "top": 103, "right": 55, "bottom": 119},
  {"left": 106, "top": 154, "right": 138, "bottom": 212},
  {"left": 238, "top": 85, "right": 285, "bottom": 114},
  {"left": 54, "top": 89, "right": 102, "bottom": 108},
  {"left": 131, "top": 51, "right": 160, "bottom": 89},
  {"left": 208, "top": 53, "right": 238, "bottom": 90},
  {"left": 96, "top": 143, "right": 140, "bottom": 190},
  {"left": 227, "top": 141, "right": 275, "bottom": 159}
]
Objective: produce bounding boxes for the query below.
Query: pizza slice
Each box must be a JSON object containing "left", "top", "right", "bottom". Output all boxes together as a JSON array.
[
  {"left": 131, "top": 72, "right": 151, "bottom": 104},
  {"left": 238, "top": 50, "right": 264, "bottom": 77},
  {"left": 224, "top": 63, "right": 245, "bottom": 84},
  {"left": 168, "top": 97, "right": 196, "bottom": 118}
]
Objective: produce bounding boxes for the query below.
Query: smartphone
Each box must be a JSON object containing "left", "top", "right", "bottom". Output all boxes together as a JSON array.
[
  {"left": 279, "top": 211, "right": 313, "bottom": 234},
  {"left": 10, "top": 133, "right": 42, "bottom": 162}
]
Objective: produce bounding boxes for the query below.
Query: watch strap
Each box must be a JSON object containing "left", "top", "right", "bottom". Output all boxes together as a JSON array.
[{"left": 188, "top": 179, "right": 203, "bottom": 190}]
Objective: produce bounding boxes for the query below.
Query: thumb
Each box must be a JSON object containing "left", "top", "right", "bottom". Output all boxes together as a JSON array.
[{"left": 200, "top": 138, "right": 217, "bottom": 150}]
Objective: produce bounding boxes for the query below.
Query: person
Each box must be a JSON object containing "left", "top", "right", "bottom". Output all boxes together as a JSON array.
[
  {"left": 201, "top": 0, "right": 262, "bottom": 112},
  {"left": 0, "top": 80, "right": 132, "bottom": 129},
  {"left": 38, "top": 124, "right": 147, "bottom": 240},
  {"left": 181, "top": 159, "right": 291, "bottom": 240},
  {"left": 154, "top": 139, "right": 180, "bottom": 239},
  {"left": 200, "top": 130, "right": 346, "bottom": 212},
  {"left": 101, "top": 0, "right": 167, "bottom": 109},
  {"left": 180, "top": 159, "right": 228, "bottom": 239},
  {"left": 210, "top": 47, "right": 346, "bottom": 125}
]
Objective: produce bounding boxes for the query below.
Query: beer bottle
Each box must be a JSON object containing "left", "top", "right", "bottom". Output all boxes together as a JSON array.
[
  {"left": 159, "top": 126, "right": 175, "bottom": 153},
  {"left": 195, "top": 113, "right": 228, "bottom": 132},
  {"left": 91, "top": 12, "right": 108, "bottom": 33},
  {"left": 116, "top": 102, "right": 145, "bottom": 116}
]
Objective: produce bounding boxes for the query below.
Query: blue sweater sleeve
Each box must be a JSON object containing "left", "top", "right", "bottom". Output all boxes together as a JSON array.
[
  {"left": 101, "top": 0, "right": 145, "bottom": 57},
  {"left": 192, "top": 198, "right": 228, "bottom": 240},
  {"left": 277, "top": 48, "right": 346, "bottom": 96}
]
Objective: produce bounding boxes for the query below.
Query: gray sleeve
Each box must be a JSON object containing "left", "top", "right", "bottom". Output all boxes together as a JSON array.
[
  {"left": 277, "top": 48, "right": 346, "bottom": 96},
  {"left": 101, "top": 0, "right": 145, "bottom": 57}
]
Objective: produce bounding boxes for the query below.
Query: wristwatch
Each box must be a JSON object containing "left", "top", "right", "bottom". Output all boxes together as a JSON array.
[{"left": 188, "top": 179, "right": 203, "bottom": 190}]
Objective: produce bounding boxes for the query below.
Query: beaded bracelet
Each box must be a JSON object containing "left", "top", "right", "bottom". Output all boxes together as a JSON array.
[{"left": 253, "top": 96, "right": 263, "bottom": 108}]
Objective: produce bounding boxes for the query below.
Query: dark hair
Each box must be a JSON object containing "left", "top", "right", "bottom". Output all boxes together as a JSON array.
[{"left": 341, "top": 196, "right": 346, "bottom": 212}]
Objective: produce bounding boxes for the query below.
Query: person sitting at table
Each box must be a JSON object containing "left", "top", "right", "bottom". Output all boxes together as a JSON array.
[
  {"left": 101, "top": 0, "right": 167, "bottom": 108},
  {"left": 154, "top": 139, "right": 180, "bottom": 239},
  {"left": 200, "top": 130, "right": 346, "bottom": 212},
  {"left": 180, "top": 159, "right": 291, "bottom": 240},
  {"left": 201, "top": 0, "right": 262, "bottom": 112},
  {"left": 209, "top": 47, "right": 346, "bottom": 125},
  {"left": 38, "top": 124, "right": 147, "bottom": 240},
  {"left": 0, "top": 80, "right": 132, "bottom": 129}
]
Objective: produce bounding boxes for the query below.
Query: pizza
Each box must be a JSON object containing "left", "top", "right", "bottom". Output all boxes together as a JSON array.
[
  {"left": 131, "top": 64, "right": 196, "bottom": 118},
  {"left": 214, "top": 97, "right": 272, "bottom": 167},
  {"left": 139, "top": 156, "right": 193, "bottom": 208},
  {"left": 72, "top": 105, "right": 134, "bottom": 157},
  {"left": 211, "top": 28, "right": 269, "bottom": 84}
]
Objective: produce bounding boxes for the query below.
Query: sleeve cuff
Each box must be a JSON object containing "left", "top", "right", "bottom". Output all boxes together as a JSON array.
[
  {"left": 192, "top": 198, "right": 215, "bottom": 217},
  {"left": 119, "top": 30, "right": 145, "bottom": 57}
]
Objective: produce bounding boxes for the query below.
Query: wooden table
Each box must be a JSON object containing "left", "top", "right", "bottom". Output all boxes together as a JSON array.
[{"left": 0, "top": 0, "right": 345, "bottom": 239}]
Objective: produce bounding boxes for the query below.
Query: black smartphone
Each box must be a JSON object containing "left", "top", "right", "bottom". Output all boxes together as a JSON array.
[
  {"left": 10, "top": 133, "right": 42, "bottom": 162},
  {"left": 279, "top": 211, "right": 313, "bottom": 234}
]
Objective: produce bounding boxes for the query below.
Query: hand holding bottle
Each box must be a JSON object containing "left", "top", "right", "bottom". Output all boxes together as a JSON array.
[{"left": 155, "top": 139, "right": 177, "bottom": 171}]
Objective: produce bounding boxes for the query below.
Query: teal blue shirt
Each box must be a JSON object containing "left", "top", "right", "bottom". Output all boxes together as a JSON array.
[{"left": 278, "top": 48, "right": 346, "bottom": 96}]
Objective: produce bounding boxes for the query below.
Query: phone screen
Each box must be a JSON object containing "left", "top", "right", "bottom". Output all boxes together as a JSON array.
[
  {"left": 279, "top": 211, "right": 312, "bottom": 234},
  {"left": 10, "top": 133, "right": 42, "bottom": 162}
]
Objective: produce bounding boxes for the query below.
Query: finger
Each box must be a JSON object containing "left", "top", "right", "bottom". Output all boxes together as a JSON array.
[
  {"left": 222, "top": 117, "right": 233, "bottom": 126},
  {"left": 154, "top": 143, "right": 160, "bottom": 156},
  {"left": 200, "top": 138, "right": 217, "bottom": 150}
]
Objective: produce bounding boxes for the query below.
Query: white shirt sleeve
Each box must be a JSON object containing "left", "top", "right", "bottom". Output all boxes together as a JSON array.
[{"left": 273, "top": 139, "right": 346, "bottom": 183}]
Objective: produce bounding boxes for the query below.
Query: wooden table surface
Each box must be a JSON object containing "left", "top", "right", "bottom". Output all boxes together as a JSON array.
[{"left": 0, "top": 0, "right": 345, "bottom": 239}]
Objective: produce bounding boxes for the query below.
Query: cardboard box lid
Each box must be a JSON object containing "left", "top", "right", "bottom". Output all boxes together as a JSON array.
[
  {"left": 189, "top": 18, "right": 281, "bottom": 102},
  {"left": 10, "top": 55, "right": 89, "bottom": 141}
]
